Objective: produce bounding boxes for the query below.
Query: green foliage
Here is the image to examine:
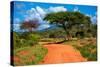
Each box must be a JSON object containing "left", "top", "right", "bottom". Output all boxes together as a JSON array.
[
  {"left": 73, "top": 39, "right": 97, "bottom": 61},
  {"left": 14, "top": 45, "right": 48, "bottom": 66},
  {"left": 28, "top": 33, "right": 40, "bottom": 46},
  {"left": 63, "top": 38, "right": 97, "bottom": 61},
  {"left": 13, "top": 32, "right": 40, "bottom": 49},
  {"left": 77, "top": 44, "right": 97, "bottom": 61},
  {"left": 44, "top": 11, "right": 96, "bottom": 39},
  {"left": 44, "top": 11, "right": 91, "bottom": 27},
  {"left": 13, "top": 32, "right": 25, "bottom": 49},
  {"left": 40, "top": 38, "right": 64, "bottom": 43}
]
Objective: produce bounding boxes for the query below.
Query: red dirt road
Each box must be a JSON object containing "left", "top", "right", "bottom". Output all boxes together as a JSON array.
[{"left": 40, "top": 44, "right": 86, "bottom": 64}]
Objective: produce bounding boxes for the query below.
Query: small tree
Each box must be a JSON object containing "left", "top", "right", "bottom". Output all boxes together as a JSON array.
[
  {"left": 20, "top": 20, "right": 40, "bottom": 46},
  {"left": 20, "top": 20, "right": 40, "bottom": 32}
]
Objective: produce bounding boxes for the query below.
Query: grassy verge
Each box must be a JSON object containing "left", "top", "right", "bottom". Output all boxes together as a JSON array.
[
  {"left": 75, "top": 43, "right": 97, "bottom": 61},
  {"left": 63, "top": 38, "right": 97, "bottom": 61},
  {"left": 14, "top": 45, "right": 48, "bottom": 66}
]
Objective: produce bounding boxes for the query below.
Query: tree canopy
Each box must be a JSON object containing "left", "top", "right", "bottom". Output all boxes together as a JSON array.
[{"left": 44, "top": 11, "right": 92, "bottom": 40}]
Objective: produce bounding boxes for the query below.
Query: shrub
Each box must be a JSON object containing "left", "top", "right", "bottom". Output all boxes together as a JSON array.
[
  {"left": 13, "top": 32, "right": 41, "bottom": 49},
  {"left": 29, "top": 34, "right": 40, "bottom": 46},
  {"left": 76, "top": 43, "right": 97, "bottom": 61}
]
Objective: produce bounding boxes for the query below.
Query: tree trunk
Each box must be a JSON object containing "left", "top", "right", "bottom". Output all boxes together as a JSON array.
[
  {"left": 66, "top": 31, "right": 72, "bottom": 40},
  {"left": 29, "top": 28, "right": 33, "bottom": 33},
  {"left": 62, "top": 23, "right": 72, "bottom": 41}
]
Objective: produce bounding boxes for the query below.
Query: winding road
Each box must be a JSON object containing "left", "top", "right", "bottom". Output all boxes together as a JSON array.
[{"left": 40, "top": 44, "right": 86, "bottom": 64}]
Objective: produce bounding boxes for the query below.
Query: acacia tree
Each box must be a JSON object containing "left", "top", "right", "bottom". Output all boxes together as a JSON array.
[
  {"left": 44, "top": 11, "right": 91, "bottom": 40},
  {"left": 20, "top": 20, "right": 40, "bottom": 32}
]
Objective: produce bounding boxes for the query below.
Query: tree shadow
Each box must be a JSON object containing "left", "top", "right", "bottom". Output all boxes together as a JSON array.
[{"left": 44, "top": 40, "right": 67, "bottom": 45}]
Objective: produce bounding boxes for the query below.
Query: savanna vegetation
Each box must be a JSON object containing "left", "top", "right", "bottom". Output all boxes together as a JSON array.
[{"left": 13, "top": 11, "right": 97, "bottom": 66}]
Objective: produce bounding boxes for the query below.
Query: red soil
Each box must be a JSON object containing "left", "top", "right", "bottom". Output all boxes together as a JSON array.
[
  {"left": 13, "top": 44, "right": 86, "bottom": 65},
  {"left": 18, "top": 50, "right": 29, "bottom": 56},
  {"left": 40, "top": 44, "right": 86, "bottom": 64},
  {"left": 14, "top": 50, "right": 35, "bottom": 64},
  {"left": 13, "top": 56, "right": 21, "bottom": 63}
]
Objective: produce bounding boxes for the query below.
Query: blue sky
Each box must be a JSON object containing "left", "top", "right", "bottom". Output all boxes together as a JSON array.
[{"left": 11, "top": 1, "right": 97, "bottom": 32}]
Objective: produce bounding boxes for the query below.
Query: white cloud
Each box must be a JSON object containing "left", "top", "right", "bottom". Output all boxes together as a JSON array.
[
  {"left": 17, "top": 6, "right": 67, "bottom": 31},
  {"left": 13, "top": 24, "right": 21, "bottom": 32},
  {"left": 36, "top": 6, "right": 46, "bottom": 18},
  {"left": 48, "top": 6, "right": 67, "bottom": 13},
  {"left": 25, "top": 6, "right": 67, "bottom": 21},
  {"left": 86, "top": 14, "right": 92, "bottom": 17},
  {"left": 27, "top": 8, "right": 36, "bottom": 14},
  {"left": 73, "top": 6, "right": 80, "bottom": 12},
  {"left": 13, "top": 18, "right": 21, "bottom": 24},
  {"left": 37, "top": 24, "right": 50, "bottom": 30},
  {"left": 92, "top": 12, "right": 97, "bottom": 23},
  {"left": 25, "top": 6, "right": 45, "bottom": 22},
  {"left": 91, "top": 15, "right": 97, "bottom": 23},
  {"left": 86, "top": 14, "right": 97, "bottom": 23}
]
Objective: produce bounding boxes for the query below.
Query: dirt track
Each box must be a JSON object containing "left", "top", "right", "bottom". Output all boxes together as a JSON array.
[
  {"left": 40, "top": 44, "right": 86, "bottom": 64},
  {"left": 14, "top": 44, "right": 87, "bottom": 65}
]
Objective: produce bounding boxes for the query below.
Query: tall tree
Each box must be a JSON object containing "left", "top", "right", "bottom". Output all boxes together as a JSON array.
[{"left": 44, "top": 11, "right": 91, "bottom": 40}]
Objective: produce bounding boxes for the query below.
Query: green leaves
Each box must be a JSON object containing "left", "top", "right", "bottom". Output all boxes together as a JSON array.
[
  {"left": 44, "top": 11, "right": 94, "bottom": 39},
  {"left": 13, "top": 32, "right": 41, "bottom": 49},
  {"left": 44, "top": 11, "right": 91, "bottom": 25}
]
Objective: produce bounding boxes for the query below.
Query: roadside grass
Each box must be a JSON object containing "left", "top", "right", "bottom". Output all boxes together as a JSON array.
[
  {"left": 40, "top": 38, "right": 64, "bottom": 42},
  {"left": 77, "top": 44, "right": 97, "bottom": 61},
  {"left": 39, "top": 38, "right": 64, "bottom": 44},
  {"left": 39, "top": 37, "right": 97, "bottom": 61},
  {"left": 63, "top": 38, "right": 97, "bottom": 61},
  {"left": 13, "top": 37, "right": 97, "bottom": 66},
  {"left": 13, "top": 45, "right": 48, "bottom": 66}
]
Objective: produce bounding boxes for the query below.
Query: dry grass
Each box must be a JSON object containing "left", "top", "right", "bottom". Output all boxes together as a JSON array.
[
  {"left": 13, "top": 45, "right": 48, "bottom": 66},
  {"left": 63, "top": 38, "right": 97, "bottom": 61}
]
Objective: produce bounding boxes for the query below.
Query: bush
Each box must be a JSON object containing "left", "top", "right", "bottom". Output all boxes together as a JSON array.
[
  {"left": 13, "top": 32, "right": 40, "bottom": 49},
  {"left": 76, "top": 43, "right": 97, "bottom": 61},
  {"left": 29, "top": 34, "right": 40, "bottom": 45},
  {"left": 13, "top": 32, "right": 22, "bottom": 49}
]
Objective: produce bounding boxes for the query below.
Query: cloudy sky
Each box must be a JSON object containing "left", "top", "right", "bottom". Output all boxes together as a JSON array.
[{"left": 11, "top": 1, "right": 97, "bottom": 32}]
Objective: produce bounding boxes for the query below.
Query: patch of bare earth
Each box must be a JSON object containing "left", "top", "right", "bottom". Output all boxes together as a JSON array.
[
  {"left": 13, "top": 50, "right": 35, "bottom": 65},
  {"left": 18, "top": 50, "right": 30, "bottom": 56},
  {"left": 40, "top": 44, "right": 87, "bottom": 64},
  {"left": 13, "top": 56, "right": 21, "bottom": 63}
]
